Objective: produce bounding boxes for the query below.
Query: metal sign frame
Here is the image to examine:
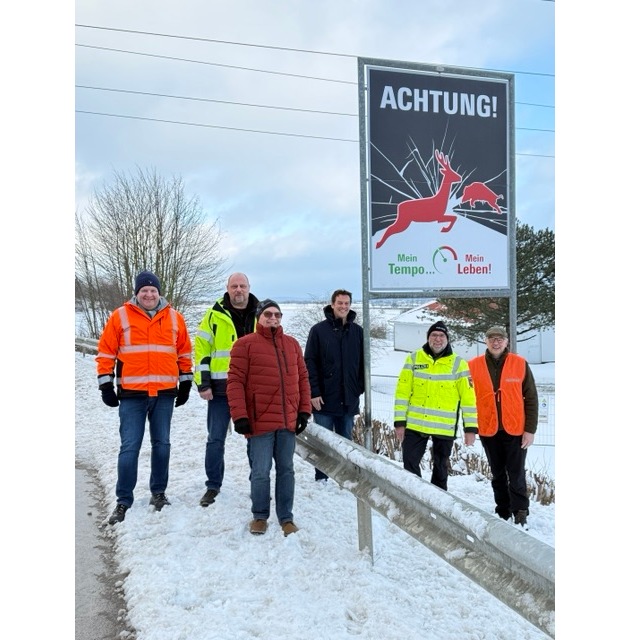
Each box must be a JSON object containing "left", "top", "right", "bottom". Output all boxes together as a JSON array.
[{"left": 359, "top": 57, "right": 516, "bottom": 298}]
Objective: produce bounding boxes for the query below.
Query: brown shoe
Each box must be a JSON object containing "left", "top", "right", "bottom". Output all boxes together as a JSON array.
[
  {"left": 249, "top": 519, "right": 268, "bottom": 535},
  {"left": 199, "top": 489, "right": 218, "bottom": 507},
  {"left": 281, "top": 521, "right": 299, "bottom": 537}
]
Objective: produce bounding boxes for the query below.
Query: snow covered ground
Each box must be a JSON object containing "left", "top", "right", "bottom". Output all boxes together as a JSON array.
[{"left": 73, "top": 306, "right": 556, "bottom": 640}]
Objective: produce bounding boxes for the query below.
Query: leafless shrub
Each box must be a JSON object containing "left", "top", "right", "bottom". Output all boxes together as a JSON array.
[{"left": 529, "top": 470, "right": 555, "bottom": 506}]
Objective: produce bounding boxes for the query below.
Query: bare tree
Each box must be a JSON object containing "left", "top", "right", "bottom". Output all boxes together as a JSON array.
[{"left": 76, "top": 167, "right": 227, "bottom": 337}]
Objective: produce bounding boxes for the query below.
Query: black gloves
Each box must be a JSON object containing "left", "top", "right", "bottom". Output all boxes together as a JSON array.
[
  {"left": 295, "top": 412, "right": 309, "bottom": 435},
  {"left": 394, "top": 421, "right": 406, "bottom": 429},
  {"left": 234, "top": 418, "right": 252, "bottom": 435},
  {"left": 100, "top": 382, "right": 119, "bottom": 408},
  {"left": 100, "top": 380, "right": 192, "bottom": 408},
  {"left": 175, "top": 380, "right": 192, "bottom": 407}
]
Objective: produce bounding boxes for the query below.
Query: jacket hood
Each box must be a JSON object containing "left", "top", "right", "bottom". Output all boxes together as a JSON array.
[
  {"left": 130, "top": 296, "right": 169, "bottom": 316},
  {"left": 221, "top": 292, "right": 260, "bottom": 314}
]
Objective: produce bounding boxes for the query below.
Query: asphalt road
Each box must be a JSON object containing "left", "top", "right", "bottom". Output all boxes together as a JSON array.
[{"left": 75, "top": 465, "right": 134, "bottom": 640}]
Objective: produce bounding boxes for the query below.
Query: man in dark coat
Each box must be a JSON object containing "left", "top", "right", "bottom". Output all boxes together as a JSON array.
[{"left": 304, "top": 289, "right": 365, "bottom": 482}]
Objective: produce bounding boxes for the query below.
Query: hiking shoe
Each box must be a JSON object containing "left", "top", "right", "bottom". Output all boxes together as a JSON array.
[
  {"left": 249, "top": 519, "right": 268, "bottom": 535},
  {"left": 108, "top": 503, "right": 129, "bottom": 525},
  {"left": 281, "top": 521, "right": 299, "bottom": 537},
  {"left": 200, "top": 489, "right": 219, "bottom": 507},
  {"left": 149, "top": 493, "right": 171, "bottom": 512},
  {"left": 514, "top": 510, "right": 529, "bottom": 529}
]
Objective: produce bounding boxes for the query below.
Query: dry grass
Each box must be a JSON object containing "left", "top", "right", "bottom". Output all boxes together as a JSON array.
[{"left": 353, "top": 413, "right": 555, "bottom": 506}]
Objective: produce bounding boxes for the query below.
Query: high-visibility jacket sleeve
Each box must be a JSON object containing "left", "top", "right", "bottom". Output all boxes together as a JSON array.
[
  {"left": 456, "top": 359, "right": 478, "bottom": 433},
  {"left": 175, "top": 311, "right": 193, "bottom": 382}
]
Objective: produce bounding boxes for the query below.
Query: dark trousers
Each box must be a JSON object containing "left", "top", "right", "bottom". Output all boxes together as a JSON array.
[
  {"left": 480, "top": 430, "right": 529, "bottom": 517},
  {"left": 401, "top": 430, "right": 454, "bottom": 491}
]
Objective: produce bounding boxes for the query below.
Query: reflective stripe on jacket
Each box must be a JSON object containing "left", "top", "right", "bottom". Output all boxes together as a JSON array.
[
  {"left": 469, "top": 352, "right": 527, "bottom": 436},
  {"left": 96, "top": 300, "right": 192, "bottom": 397},
  {"left": 394, "top": 348, "right": 477, "bottom": 438}
]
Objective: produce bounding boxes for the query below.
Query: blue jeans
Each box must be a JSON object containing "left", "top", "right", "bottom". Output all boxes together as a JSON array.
[
  {"left": 248, "top": 429, "right": 295, "bottom": 523},
  {"left": 313, "top": 412, "right": 355, "bottom": 481},
  {"left": 204, "top": 395, "right": 231, "bottom": 491},
  {"left": 116, "top": 395, "right": 174, "bottom": 506}
]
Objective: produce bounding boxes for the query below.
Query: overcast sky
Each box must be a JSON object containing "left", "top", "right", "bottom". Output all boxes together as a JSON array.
[{"left": 73, "top": 0, "right": 555, "bottom": 300}]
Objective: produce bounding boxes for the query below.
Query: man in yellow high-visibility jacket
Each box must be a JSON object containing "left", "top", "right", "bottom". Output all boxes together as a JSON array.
[
  {"left": 194, "top": 272, "right": 259, "bottom": 507},
  {"left": 394, "top": 321, "right": 477, "bottom": 490}
]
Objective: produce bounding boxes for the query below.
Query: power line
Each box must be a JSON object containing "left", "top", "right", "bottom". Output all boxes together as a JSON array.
[
  {"left": 76, "top": 43, "right": 554, "bottom": 108},
  {"left": 75, "top": 109, "right": 554, "bottom": 157},
  {"left": 74, "top": 25, "right": 554, "bottom": 80},
  {"left": 76, "top": 84, "right": 554, "bottom": 132},
  {"left": 75, "top": 24, "right": 357, "bottom": 59},
  {"left": 75, "top": 85, "right": 356, "bottom": 117},
  {"left": 75, "top": 110, "right": 359, "bottom": 143},
  {"left": 517, "top": 102, "right": 554, "bottom": 109},
  {"left": 76, "top": 44, "right": 355, "bottom": 85}
]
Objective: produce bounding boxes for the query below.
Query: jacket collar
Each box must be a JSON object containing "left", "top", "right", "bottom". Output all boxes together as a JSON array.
[
  {"left": 323, "top": 304, "right": 357, "bottom": 328},
  {"left": 256, "top": 323, "right": 284, "bottom": 339}
]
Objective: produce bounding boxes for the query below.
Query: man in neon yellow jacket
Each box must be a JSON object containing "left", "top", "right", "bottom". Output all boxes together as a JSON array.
[
  {"left": 393, "top": 320, "right": 477, "bottom": 490},
  {"left": 194, "top": 272, "right": 259, "bottom": 507}
]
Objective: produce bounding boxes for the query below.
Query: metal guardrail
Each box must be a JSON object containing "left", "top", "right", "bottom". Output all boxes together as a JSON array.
[
  {"left": 296, "top": 424, "right": 555, "bottom": 639},
  {"left": 75, "top": 337, "right": 99, "bottom": 355}
]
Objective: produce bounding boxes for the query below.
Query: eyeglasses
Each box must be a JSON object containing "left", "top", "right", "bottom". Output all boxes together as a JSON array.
[
  {"left": 262, "top": 311, "right": 282, "bottom": 319},
  {"left": 487, "top": 336, "right": 506, "bottom": 343}
]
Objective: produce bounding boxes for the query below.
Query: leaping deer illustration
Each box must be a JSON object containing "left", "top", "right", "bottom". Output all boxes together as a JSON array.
[{"left": 375, "top": 150, "right": 462, "bottom": 249}]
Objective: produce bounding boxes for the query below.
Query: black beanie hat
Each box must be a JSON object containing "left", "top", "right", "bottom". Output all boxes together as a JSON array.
[
  {"left": 256, "top": 299, "right": 282, "bottom": 319},
  {"left": 427, "top": 320, "right": 449, "bottom": 340},
  {"left": 134, "top": 271, "right": 161, "bottom": 295}
]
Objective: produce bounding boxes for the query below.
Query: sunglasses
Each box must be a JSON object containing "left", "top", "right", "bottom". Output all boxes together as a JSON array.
[{"left": 262, "top": 311, "right": 282, "bottom": 319}]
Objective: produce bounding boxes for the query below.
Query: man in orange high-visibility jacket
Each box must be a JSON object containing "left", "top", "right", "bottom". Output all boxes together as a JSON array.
[
  {"left": 468, "top": 326, "right": 538, "bottom": 529},
  {"left": 96, "top": 271, "right": 193, "bottom": 525}
]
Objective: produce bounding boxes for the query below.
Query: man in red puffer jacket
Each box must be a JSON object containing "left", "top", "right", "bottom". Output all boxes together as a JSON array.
[{"left": 227, "top": 299, "right": 311, "bottom": 537}]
